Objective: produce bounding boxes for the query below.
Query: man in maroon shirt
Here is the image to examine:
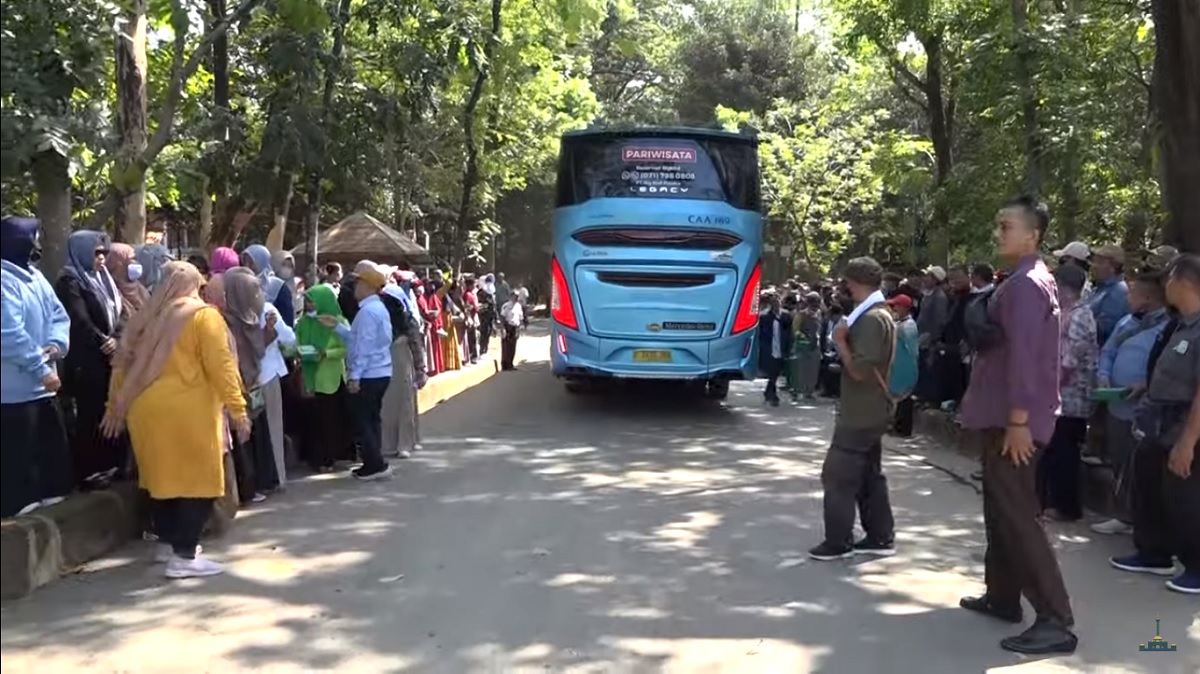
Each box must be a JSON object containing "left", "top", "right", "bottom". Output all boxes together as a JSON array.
[{"left": 958, "top": 196, "right": 1077, "bottom": 654}]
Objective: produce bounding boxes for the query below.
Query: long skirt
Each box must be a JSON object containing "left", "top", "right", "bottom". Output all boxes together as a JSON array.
[
  {"left": 382, "top": 337, "right": 421, "bottom": 456},
  {"left": 442, "top": 318, "right": 464, "bottom": 371},
  {"left": 67, "top": 363, "right": 129, "bottom": 486},
  {"left": 262, "top": 376, "right": 287, "bottom": 484},
  {"left": 300, "top": 386, "right": 355, "bottom": 469},
  {"left": 0, "top": 397, "right": 73, "bottom": 517},
  {"left": 428, "top": 327, "right": 445, "bottom": 375}
]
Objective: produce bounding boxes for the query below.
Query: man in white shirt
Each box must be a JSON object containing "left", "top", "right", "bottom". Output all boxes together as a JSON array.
[
  {"left": 500, "top": 296, "right": 524, "bottom": 371},
  {"left": 756, "top": 291, "right": 792, "bottom": 406}
]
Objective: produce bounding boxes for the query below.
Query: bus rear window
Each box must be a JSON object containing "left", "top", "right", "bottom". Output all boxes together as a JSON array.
[{"left": 555, "top": 136, "right": 761, "bottom": 211}]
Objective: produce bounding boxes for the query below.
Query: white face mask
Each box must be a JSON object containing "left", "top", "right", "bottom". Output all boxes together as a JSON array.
[
  {"left": 306, "top": 310, "right": 318, "bottom": 318},
  {"left": 127, "top": 262, "right": 143, "bottom": 281}
]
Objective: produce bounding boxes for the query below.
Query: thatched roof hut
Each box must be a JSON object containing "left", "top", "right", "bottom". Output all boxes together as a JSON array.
[{"left": 291, "top": 211, "right": 431, "bottom": 267}]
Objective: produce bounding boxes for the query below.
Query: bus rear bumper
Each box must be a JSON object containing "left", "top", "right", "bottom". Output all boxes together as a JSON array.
[{"left": 549, "top": 326, "right": 757, "bottom": 381}]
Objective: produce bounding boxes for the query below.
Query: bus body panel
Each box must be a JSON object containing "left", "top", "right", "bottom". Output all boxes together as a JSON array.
[{"left": 550, "top": 129, "right": 762, "bottom": 382}]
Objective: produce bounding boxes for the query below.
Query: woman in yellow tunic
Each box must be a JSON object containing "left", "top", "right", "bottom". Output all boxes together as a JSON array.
[{"left": 101, "top": 261, "right": 249, "bottom": 579}]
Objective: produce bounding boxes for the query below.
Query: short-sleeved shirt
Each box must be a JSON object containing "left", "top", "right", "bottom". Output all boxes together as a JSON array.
[
  {"left": 835, "top": 303, "right": 895, "bottom": 437},
  {"left": 1147, "top": 311, "right": 1200, "bottom": 444}
]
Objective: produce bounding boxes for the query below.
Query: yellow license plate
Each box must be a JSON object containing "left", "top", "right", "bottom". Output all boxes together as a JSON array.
[{"left": 633, "top": 350, "right": 673, "bottom": 363}]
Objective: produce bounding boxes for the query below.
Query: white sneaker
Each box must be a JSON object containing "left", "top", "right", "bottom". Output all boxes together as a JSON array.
[
  {"left": 352, "top": 465, "right": 394, "bottom": 481},
  {"left": 155, "top": 544, "right": 202, "bottom": 563},
  {"left": 164, "top": 555, "right": 224, "bottom": 579},
  {"left": 16, "top": 501, "right": 42, "bottom": 516},
  {"left": 397, "top": 449, "right": 412, "bottom": 459},
  {"left": 40, "top": 496, "right": 66, "bottom": 508},
  {"left": 1090, "top": 518, "right": 1133, "bottom": 535}
]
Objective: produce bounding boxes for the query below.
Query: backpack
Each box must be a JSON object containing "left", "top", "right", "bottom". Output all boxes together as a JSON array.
[
  {"left": 962, "top": 288, "right": 1004, "bottom": 352},
  {"left": 872, "top": 314, "right": 919, "bottom": 402},
  {"left": 380, "top": 291, "right": 418, "bottom": 342}
]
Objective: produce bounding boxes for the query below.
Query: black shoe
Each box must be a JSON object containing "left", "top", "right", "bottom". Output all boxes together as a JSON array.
[
  {"left": 959, "top": 595, "right": 1023, "bottom": 624},
  {"left": 999, "top": 618, "right": 1078, "bottom": 655},
  {"left": 769, "top": 398, "right": 781, "bottom": 407},
  {"left": 852, "top": 538, "right": 896, "bottom": 557},
  {"left": 970, "top": 469, "right": 983, "bottom": 481},
  {"left": 808, "top": 541, "right": 854, "bottom": 561}
]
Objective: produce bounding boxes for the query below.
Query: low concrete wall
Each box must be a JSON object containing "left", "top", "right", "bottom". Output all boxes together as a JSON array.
[
  {"left": 2, "top": 354, "right": 505, "bottom": 600},
  {"left": 1, "top": 483, "right": 139, "bottom": 600},
  {"left": 914, "top": 408, "right": 1115, "bottom": 516}
]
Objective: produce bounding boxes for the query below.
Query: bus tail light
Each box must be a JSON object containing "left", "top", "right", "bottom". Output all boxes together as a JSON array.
[
  {"left": 550, "top": 257, "right": 579, "bottom": 330},
  {"left": 556, "top": 332, "right": 569, "bottom": 355},
  {"left": 731, "top": 261, "right": 762, "bottom": 334}
]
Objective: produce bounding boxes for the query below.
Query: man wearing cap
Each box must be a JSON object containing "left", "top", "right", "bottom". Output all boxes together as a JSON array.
[
  {"left": 326, "top": 260, "right": 396, "bottom": 480},
  {"left": 888, "top": 293, "right": 919, "bottom": 437},
  {"left": 1144, "top": 244, "right": 1179, "bottom": 272},
  {"left": 1053, "top": 241, "right": 1091, "bottom": 270},
  {"left": 1087, "top": 244, "right": 1130, "bottom": 346}
]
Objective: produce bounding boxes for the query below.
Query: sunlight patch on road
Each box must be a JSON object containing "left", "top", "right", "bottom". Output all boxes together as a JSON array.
[
  {"left": 545, "top": 572, "right": 618, "bottom": 588},
  {"left": 647, "top": 510, "right": 722, "bottom": 552},
  {"left": 601, "top": 637, "right": 831, "bottom": 673},
  {"left": 229, "top": 550, "right": 371, "bottom": 585},
  {"left": 606, "top": 605, "right": 671, "bottom": 619}
]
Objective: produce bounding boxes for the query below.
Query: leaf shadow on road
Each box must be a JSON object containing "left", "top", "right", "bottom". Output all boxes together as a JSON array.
[{"left": 2, "top": 353, "right": 1198, "bottom": 673}]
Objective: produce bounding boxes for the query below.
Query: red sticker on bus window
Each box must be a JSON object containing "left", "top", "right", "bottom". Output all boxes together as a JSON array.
[{"left": 622, "top": 146, "right": 698, "bottom": 163}]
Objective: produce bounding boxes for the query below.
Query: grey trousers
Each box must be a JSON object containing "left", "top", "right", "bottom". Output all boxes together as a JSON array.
[
  {"left": 820, "top": 426, "right": 895, "bottom": 547},
  {"left": 794, "top": 350, "right": 821, "bottom": 396},
  {"left": 382, "top": 337, "right": 420, "bottom": 455},
  {"left": 1105, "top": 411, "right": 1137, "bottom": 523},
  {"left": 262, "top": 376, "right": 286, "bottom": 484}
]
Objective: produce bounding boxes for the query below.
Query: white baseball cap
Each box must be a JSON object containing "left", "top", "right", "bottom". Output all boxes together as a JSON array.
[
  {"left": 924, "top": 265, "right": 947, "bottom": 282},
  {"left": 1053, "top": 241, "right": 1090, "bottom": 262}
]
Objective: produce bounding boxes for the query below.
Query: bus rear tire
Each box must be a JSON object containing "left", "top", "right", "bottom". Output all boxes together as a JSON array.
[{"left": 706, "top": 379, "right": 730, "bottom": 400}]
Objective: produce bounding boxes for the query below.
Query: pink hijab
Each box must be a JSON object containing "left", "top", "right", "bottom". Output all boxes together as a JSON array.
[{"left": 209, "top": 247, "right": 239, "bottom": 276}]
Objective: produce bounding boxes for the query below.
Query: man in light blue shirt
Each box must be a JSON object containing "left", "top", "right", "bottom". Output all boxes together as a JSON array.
[
  {"left": 1090, "top": 273, "right": 1170, "bottom": 535},
  {"left": 328, "top": 261, "right": 394, "bottom": 480},
  {"left": 1087, "top": 244, "right": 1131, "bottom": 345}
]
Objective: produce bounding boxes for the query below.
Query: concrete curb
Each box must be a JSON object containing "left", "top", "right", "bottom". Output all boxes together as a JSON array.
[
  {"left": 914, "top": 408, "right": 1115, "bottom": 515},
  {"left": 1, "top": 482, "right": 139, "bottom": 600},
  {"left": 1, "top": 352, "right": 509, "bottom": 601}
]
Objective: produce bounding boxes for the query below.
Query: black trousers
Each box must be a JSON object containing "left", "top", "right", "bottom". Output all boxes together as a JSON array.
[
  {"left": 301, "top": 389, "right": 353, "bottom": 469},
  {"left": 151, "top": 497, "right": 214, "bottom": 558},
  {"left": 820, "top": 427, "right": 895, "bottom": 547},
  {"left": 249, "top": 412, "right": 278, "bottom": 493},
  {"left": 979, "top": 429, "right": 1074, "bottom": 625},
  {"left": 1132, "top": 437, "right": 1200, "bottom": 574},
  {"left": 1037, "top": 416, "right": 1088, "bottom": 520},
  {"left": 501, "top": 324, "right": 520, "bottom": 370},
  {"left": 761, "top": 357, "right": 784, "bottom": 401},
  {"left": 480, "top": 319, "right": 494, "bottom": 354},
  {"left": 466, "top": 323, "right": 479, "bottom": 361},
  {"left": 0, "top": 398, "right": 73, "bottom": 518},
  {"left": 67, "top": 365, "right": 128, "bottom": 486},
  {"left": 893, "top": 397, "right": 915, "bottom": 437},
  {"left": 351, "top": 377, "right": 391, "bottom": 472}
]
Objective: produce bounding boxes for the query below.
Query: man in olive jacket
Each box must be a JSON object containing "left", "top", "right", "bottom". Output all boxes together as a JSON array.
[{"left": 810, "top": 257, "right": 897, "bottom": 561}]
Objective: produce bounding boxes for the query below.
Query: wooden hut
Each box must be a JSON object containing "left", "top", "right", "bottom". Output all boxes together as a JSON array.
[{"left": 290, "top": 211, "right": 432, "bottom": 268}]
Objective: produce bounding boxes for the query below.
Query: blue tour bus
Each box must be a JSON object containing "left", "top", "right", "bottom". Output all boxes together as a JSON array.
[{"left": 548, "top": 126, "right": 764, "bottom": 398}]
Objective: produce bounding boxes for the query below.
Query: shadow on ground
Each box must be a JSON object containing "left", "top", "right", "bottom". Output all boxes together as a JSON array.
[{"left": 2, "top": 344, "right": 1197, "bottom": 673}]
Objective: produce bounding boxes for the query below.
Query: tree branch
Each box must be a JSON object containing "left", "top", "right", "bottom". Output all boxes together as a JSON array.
[
  {"left": 86, "top": 0, "right": 264, "bottom": 230},
  {"left": 890, "top": 57, "right": 927, "bottom": 92}
]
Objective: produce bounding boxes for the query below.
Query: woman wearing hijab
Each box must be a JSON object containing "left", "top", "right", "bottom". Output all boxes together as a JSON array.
[
  {"left": 1, "top": 216, "right": 73, "bottom": 518},
  {"left": 55, "top": 230, "right": 127, "bottom": 488},
  {"left": 270, "top": 250, "right": 299, "bottom": 325},
  {"left": 133, "top": 243, "right": 174, "bottom": 291},
  {"left": 209, "top": 246, "right": 239, "bottom": 277},
  {"left": 242, "top": 244, "right": 296, "bottom": 328},
  {"left": 416, "top": 279, "right": 443, "bottom": 376},
  {"left": 219, "top": 268, "right": 280, "bottom": 498},
  {"left": 295, "top": 284, "right": 353, "bottom": 471},
  {"left": 437, "top": 278, "right": 463, "bottom": 371},
  {"left": 106, "top": 242, "right": 149, "bottom": 318},
  {"left": 100, "top": 261, "right": 249, "bottom": 579}
]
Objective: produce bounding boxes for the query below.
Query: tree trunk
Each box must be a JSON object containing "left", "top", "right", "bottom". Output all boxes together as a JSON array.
[
  {"left": 302, "top": 0, "right": 353, "bottom": 285},
  {"left": 1012, "top": 0, "right": 1043, "bottom": 197},
  {"left": 265, "top": 172, "right": 295, "bottom": 252},
  {"left": 454, "top": 0, "right": 504, "bottom": 268},
  {"left": 114, "top": 0, "right": 148, "bottom": 244},
  {"left": 1152, "top": 0, "right": 1200, "bottom": 253},
  {"left": 198, "top": 175, "right": 214, "bottom": 250},
  {"left": 1059, "top": 135, "right": 1082, "bottom": 242},
  {"left": 32, "top": 151, "right": 72, "bottom": 278},
  {"left": 921, "top": 33, "right": 954, "bottom": 264}
]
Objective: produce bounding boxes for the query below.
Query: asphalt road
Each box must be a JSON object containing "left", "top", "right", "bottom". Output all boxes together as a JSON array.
[{"left": 1, "top": 326, "right": 1197, "bottom": 673}]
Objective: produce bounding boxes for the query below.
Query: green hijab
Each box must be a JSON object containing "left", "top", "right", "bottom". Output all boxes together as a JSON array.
[{"left": 295, "top": 284, "right": 347, "bottom": 394}]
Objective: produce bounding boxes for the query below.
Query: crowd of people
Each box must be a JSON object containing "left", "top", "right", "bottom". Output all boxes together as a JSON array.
[
  {"left": 0, "top": 215, "right": 530, "bottom": 579},
  {"left": 753, "top": 197, "right": 1198, "bottom": 655}
]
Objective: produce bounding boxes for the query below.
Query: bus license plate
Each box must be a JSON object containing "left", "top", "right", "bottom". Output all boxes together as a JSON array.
[{"left": 633, "top": 350, "right": 673, "bottom": 363}]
